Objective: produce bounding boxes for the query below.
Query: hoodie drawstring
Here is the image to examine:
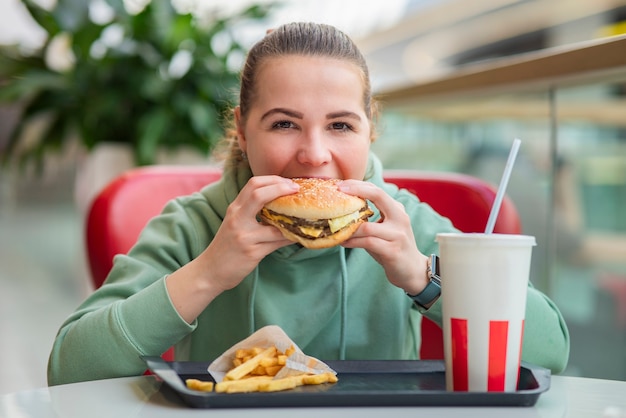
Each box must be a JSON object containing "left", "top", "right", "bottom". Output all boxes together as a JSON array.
[
  {"left": 248, "top": 250, "right": 348, "bottom": 360},
  {"left": 248, "top": 266, "right": 259, "bottom": 335},
  {"left": 338, "top": 247, "right": 348, "bottom": 360}
]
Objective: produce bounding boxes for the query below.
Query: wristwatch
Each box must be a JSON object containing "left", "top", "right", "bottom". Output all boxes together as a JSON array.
[{"left": 407, "top": 254, "right": 441, "bottom": 308}]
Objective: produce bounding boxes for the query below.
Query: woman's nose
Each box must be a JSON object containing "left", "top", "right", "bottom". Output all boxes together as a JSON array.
[{"left": 297, "top": 130, "right": 331, "bottom": 166}]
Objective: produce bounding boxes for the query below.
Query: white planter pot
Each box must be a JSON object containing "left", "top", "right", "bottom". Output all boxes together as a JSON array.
[
  {"left": 74, "top": 143, "right": 135, "bottom": 217},
  {"left": 73, "top": 143, "right": 214, "bottom": 217}
]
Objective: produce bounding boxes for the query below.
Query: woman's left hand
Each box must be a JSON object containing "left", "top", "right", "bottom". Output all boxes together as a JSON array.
[{"left": 338, "top": 179, "right": 429, "bottom": 296}]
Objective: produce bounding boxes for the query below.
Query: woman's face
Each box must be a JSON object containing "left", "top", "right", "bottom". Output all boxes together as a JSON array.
[{"left": 236, "top": 55, "right": 372, "bottom": 180}]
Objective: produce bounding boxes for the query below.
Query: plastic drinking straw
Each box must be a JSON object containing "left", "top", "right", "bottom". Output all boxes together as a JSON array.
[{"left": 484, "top": 138, "right": 522, "bottom": 234}]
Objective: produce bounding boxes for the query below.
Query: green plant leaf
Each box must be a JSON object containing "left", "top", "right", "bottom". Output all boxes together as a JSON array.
[
  {"left": 103, "top": 0, "right": 126, "bottom": 16},
  {"left": 189, "top": 100, "right": 219, "bottom": 136},
  {"left": 22, "top": 0, "right": 60, "bottom": 38},
  {"left": 53, "top": 0, "right": 91, "bottom": 33},
  {"left": 136, "top": 108, "right": 169, "bottom": 165},
  {"left": 0, "top": 70, "right": 68, "bottom": 102},
  {"left": 2, "top": 0, "right": 277, "bottom": 171},
  {"left": 167, "top": 13, "right": 194, "bottom": 50},
  {"left": 71, "top": 20, "right": 106, "bottom": 60}
]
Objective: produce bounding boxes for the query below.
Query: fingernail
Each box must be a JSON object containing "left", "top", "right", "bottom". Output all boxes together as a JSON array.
[
  {"left": 337, "top": 182, "right": 350, "bottom": 192},
  {"left": 286, "top": 179, "right": 300, "bottom": 189}
]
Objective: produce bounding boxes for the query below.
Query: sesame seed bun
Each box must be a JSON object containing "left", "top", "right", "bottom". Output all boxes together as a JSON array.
[{"left": 264, "top": 178, "right": 365, "bottom": 219}]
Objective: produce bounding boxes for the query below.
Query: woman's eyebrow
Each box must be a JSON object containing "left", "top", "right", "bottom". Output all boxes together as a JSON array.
[
  {"left": 327, "top": 111, "right": 362, "bottom": 121},
  {"left": 260, "top": 108, "right": 303, "bottom": 121}
]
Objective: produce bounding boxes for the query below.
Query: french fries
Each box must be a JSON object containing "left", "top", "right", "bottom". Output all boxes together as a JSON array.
[
  {"left": 224, "top": 346, "right": 277, "bottom": 381},
  {"left": 185, "top": 378, "right": 214, "bottom": 392},
  {"left": 184, "top": 344, "right": 337, "bottom": 394}
]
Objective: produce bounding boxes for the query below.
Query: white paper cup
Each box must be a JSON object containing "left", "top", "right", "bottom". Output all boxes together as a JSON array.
[{"left": 436, "top": 233, "right": 536, "bottom": 392}]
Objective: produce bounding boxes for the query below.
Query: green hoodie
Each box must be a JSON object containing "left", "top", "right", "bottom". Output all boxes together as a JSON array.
[{"left": 47, "top": 154, "right": 569, "bottom": 385}]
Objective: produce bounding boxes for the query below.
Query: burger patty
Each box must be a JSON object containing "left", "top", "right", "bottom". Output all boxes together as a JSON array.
[{"left": 260, "top": 206, "right": 373, "bottom": 239}]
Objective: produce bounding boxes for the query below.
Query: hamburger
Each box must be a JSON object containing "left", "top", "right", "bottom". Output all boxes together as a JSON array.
[{"left": 259, "top": 178, "right": 374, "bottom": 249}]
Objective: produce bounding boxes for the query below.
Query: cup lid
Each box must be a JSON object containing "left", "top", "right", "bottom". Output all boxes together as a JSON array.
[{"left": 436, "top": 232, "right": 536, "bottom": 247}]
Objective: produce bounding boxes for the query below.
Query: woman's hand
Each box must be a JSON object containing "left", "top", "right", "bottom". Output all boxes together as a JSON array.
[
  {"left": 338, "top": 180, "right": 430, "bottom": 296},
  {"left": 201, "top": 175, "right": 299, "bottom": 290},
  {"left": 166, "top": 175, "right": 298, "bottom": 322}
]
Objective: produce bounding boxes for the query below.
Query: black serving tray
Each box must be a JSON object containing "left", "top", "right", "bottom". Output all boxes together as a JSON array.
[{"left": 142, "top": 356, "right": 550, "bottom": 409}]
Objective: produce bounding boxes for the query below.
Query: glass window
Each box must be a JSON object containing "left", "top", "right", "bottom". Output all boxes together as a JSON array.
[{"left": 375, "top": 80, "right": 626, "bottom": 380}]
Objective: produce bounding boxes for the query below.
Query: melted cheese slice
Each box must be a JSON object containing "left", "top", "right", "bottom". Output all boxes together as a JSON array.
[
  {"left": 328, "top": 210, "right": 361, "bottom": 233},
  {"left": 271, "top": 213, "right": 294, "bottom": 225},
  {"left": 298, "top": 226, "right": 323, "bottom": 237}
]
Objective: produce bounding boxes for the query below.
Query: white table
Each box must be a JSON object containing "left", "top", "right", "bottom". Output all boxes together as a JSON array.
[{"left": 1, "top": 374, "right": 625, "bottom": 418}]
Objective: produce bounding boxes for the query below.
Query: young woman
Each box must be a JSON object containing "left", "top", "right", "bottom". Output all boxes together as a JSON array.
[{"left": 48, "top": 22, "right": 569, "bottom": 385}]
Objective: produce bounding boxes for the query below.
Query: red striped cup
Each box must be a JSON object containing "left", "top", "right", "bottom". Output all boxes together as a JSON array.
[{"left": 436, "top": 233, "right": 536, "bottom": 392}]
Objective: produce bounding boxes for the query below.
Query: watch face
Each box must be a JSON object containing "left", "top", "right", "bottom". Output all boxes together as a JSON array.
[
  {"left": 430, "top": 255, "right": 441, "bottom": 284},
  {"left": 408, "top": 254, "right": 441, "bottom": 308}
]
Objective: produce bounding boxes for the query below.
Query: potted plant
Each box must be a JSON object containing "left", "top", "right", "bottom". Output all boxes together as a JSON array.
[{"left": 0, "top": 0, "right": 275, "bottom": 171}]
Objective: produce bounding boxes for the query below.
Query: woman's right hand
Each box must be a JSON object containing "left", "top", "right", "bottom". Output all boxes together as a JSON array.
[
  {"left": 202, "top": 175, "right": 299, "bottom": 290},
  {"left": 165, "top": 176, "right": 298, "bottom": 322}
]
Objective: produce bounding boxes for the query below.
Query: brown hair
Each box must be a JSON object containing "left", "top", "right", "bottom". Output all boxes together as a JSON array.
[{"left": 214, "top": 22, "right": 378, "bottom": 168}]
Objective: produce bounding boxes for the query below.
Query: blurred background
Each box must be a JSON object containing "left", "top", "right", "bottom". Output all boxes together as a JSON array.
[{"left": 1, "top": 0, "right": 625, "bottom": 394}]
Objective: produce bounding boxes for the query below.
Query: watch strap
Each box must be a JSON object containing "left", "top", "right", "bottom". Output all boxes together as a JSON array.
[{"left": 407, "top": 254, "right": 441, "bottom": 308}]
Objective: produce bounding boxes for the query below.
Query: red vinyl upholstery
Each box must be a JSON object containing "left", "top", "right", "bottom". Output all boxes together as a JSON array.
[
  {"left": 86, "top": 166, "right": 521, "bottom": 360},
  {"left": 86, "top": 166, "right": 222, "bottom": 286}
]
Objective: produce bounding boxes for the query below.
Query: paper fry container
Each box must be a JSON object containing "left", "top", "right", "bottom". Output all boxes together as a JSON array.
[{"left": 207, "top": 325, "right": 335, "bottom": 382}]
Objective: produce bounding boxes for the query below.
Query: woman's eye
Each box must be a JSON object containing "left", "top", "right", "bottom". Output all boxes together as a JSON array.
[
  {"left": 330, "top": 122, "right": 353, "bottom": 132},
  {"left": 272, "top": 120, "right": 295, "bottom": 130}
]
